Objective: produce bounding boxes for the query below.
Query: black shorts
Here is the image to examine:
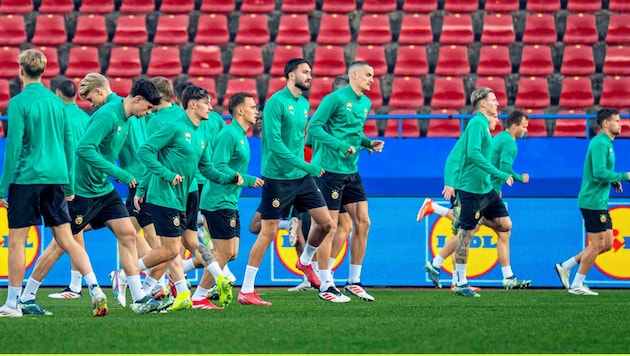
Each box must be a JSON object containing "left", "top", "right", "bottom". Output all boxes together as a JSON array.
[
  {"left": 450, "top": 195, "right": 457, "bottom": 209},
  {"left": 457, "top": 190, "right": 508, "bottom": 230},
  {"left": 259, "top": 175, "right": 326, "bottom": 220},
  {"left": 580, "top": 208, "right": 612, "bottom": 233},
  {"left": 125, "top": 187, "right": 153, "bottom": 228},
  {"left": 68, "top": 190, "right": 129, "bottom": 235},
  {"left": 7, "top": 184, "right": 71, "bottom": 228},
  {"left": 198, "top": 184, "right": 204, "bottom": 195},
  {"left": 185, "top": 190, "right": 200, "bottom": 231},
  {"left": 316, "top": 172, "right": 367, "bottom": 211},
  {"left": 146, "top": 203, "right": 186, "bottom": 237},
  {"left": 202, "top": 209, "right": 240, "bottom": 240}
]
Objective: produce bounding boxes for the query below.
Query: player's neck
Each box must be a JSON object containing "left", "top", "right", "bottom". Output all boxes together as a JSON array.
[
  {"left": 234, "top": 116, "right": 251, "bottom": 132},
  {"left": 21, "top": 77, "right": 40, "bottom": 86},
  {"left": 349, "top": 83, "right": 364, "bottom": 97},
  {"left": 286, "top": 83, "right": 303, "bottom": 98},
  {"left": 185, "top": 110, "right": 202, "bottom": 126}
]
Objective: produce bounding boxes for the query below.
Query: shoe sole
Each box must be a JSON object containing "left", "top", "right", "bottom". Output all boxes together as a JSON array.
[
  {"left": 554, "top": 265, "right": 570, "bottom": 289},
  {"left": 504, "top": 281, "right": 532, "bottom": 289}
]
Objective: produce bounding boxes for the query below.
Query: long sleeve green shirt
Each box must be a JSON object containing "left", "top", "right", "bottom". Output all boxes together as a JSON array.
[
  {"left": 307, "top": 85, "right": 373, "bottom": 174},
  {"left": 200, "top": 121, "right": 257, "bottom": 212},
  {"left": 0, "top": 82, "right": 73, "bottom": 198},
  {"left": 443, "top": 138, "right": 463, "bottom": 188},
  {"left": 490, "top": 131, "right": 524, "bottom": 193},
  {"left": 578, "top": 132, "right": 629, "bottom": 210},
  {"left": 261, "top": 87, "right": 310, "bottom": 180},
  {"left": 195, "top": 111, "right": 227, "bottom": 186},
  {"left": 117, "top": 116, "right": 148, "bottom": 179},
  {"left": 65, "top": 103, "right": 90, "bottom": 143}
]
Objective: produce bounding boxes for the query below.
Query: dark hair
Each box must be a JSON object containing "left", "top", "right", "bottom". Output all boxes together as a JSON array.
[
  {"left": 181, "top": 85, "right": 210, "bottom": 110},
  {"left": 228, "top": 92, "right": 254, "bottom": 116},
  {"left": 130, "top": 79, "right": 161, "bottom": 105},
  {"left": 284, "top": 58, "right": 310, "bottom": 79},
  {"left": 597, "top": 108, "right": 620, "bottom": 128},
  {"left": 506, "top": 110, "right": 528, "bottom": 128},
  {"left": 332, "top": 75, "right": 349, "bottom": 91},
  {"left": 56, "top": 79, "right": 77, "bottom": 98},
  {"left": 174, "top": 81, "right": 194, "bottom": 103}
]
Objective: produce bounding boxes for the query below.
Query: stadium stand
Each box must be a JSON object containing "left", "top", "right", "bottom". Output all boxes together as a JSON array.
[{"left": 0, "top": 15, "right": 26, "bottom": 46}]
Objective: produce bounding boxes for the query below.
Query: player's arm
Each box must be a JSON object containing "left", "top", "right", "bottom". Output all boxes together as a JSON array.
[
  {"left": 211, "top": 131, "right": 255, "bottom": 186},
  {"left": 443, "top": 148, "right": 459, "bottom": 187},
  {"left": 199, "top": 136, "right": 239, "bottom": 185},
  {"left": 62, "top": 107, "right": 76, "bottom": 196},
  {"left": 498, "top": 144, "right": 524, "bottom": 183},
  {"left": 590, "top": 141, "right": 629, "bottom": 183},
  {"left": 263, "top": 99, "right": 310, "bottom": 170},
  {"left": 307, "top": 95, "right": 351, "bottom": 153},
  {"left": 0, "top": 102, "right": 26, "bottom": 199},
  {"left": 466, "top": 123, "right": 510, "bottom": 181},
  {"left": 137, "top": 124, "right": 178, "bottom": 183}
]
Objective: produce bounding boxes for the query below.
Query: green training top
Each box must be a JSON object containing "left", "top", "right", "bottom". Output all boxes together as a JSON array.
[
  {"left": 138, "top": 113, "right": 236, "bottom": 211},
  {"left": 490, "top": 130, "right": 525, "bottom": 193},
  {"left": 200, "top": 121, "right": 258, "bottom": 212},
  {"left": 261, "top": 86, "right": 310, "bottom": 180},
  {"left": 455, "top": 113, "right": 511, "bottom": 194},
  {"left": 443, "top": 138, "right": 463, "bottom": 188},
  {"left": 75, "top": 99, "right": 134, "bottom": 198},
  {"left": 307, "top": 85, "right": 373, "bottom": 174},
  {"left": 578, "top": 132, "right": 629, "bottom": 210},
  {"left": 0, "top": 82, "right": 73, "bottom": 198},
  {"left": 65, "top": 103, "right": 90, "bottom": 144},
  {"left": 195, "top": 110, "right": 227, "bottom": 186},
  {"left": 118, "top": 116, "right": 148, "bottom": 179}
]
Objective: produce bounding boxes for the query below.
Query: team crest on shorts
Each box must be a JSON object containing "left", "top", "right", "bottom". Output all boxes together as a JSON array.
[
  {"left": 331, "top": 190, "right": 340, "bottom": 200},
  {"left": 230, "top": 218, "right": 237, "bottom": 228},
  {"left": 600, "top": 214, "right": 607, "bottom": 223},
  {"left": 474, "top": 211, "right": 480, "bottom": 220},
  {"left": 173, "top": 216, "right": 181, "bottom": 227},
  {"left": 272, "top": 198, "right": 280, "bottom": 208},
  {"left": 74, "top": 215, "right": 83, "bottom": 225}
]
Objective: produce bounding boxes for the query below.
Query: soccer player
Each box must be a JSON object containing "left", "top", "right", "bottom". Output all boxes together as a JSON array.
[
  {"left": 237, "top": 58, "right": 333, "bottom": 306},
  {"left": 0, "top": 50, "right": 106, "bottom": 317},
  {"left": 554, "top": 108, "right": 629, "bottom": 295},
  {"left": 195, "top": 92, "right": 264, "bottom": 309}
]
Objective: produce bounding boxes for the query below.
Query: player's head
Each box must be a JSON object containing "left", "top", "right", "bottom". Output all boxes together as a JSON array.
[
  {"left": 228, "top": 92, "right": 258, "bottom": 126},
  {"left": 18, "top": 49, "right": 47, "bottom": 80},
  {"left": 127, "top": 79, "right": 161, "bottom": 118},
  {"left": 470, "top": 87, "right": 499, "bottom": 122},
  {"left": 182, "top": 85, "right": 213, "bottom": 120},
  {"left": 332, "top": 75, "right": 349, "bottom": 91},
  {"left": 174, "top": 81, "right": 194, "bottom": 107},
  {"left": 597, "top": 107, "right": 621, "bottom": 136},
  {"left": 79, "top": 73, "right": 112, "bottom": 108},
  {"left": 506, "top": 110, "right": 529, "bottom": 138},
  {"left": 348, "top": 61, "right": 374, "bottom": 94},
  {"left": 55, "top": 79, "right": 77, "bottom": 103},
  {"left": 284, "top": 58, "right": 312, "bottom": 92},
  {"left": 150, "top": 76, "right": 174, "bottom": 104}
]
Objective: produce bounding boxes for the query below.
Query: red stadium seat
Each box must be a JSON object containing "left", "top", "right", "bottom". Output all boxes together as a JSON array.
[
  {"left": 0, "top": 79, "right": 10, "bottom": 112},
  {"left": 484, "top": 0, "right": 518, "bottom": 13},
  {"left": 119, "top": 0, "right": 154, "bottom": 14},
  {"left": 106, "top": 46, "right": 141, "bottom": 78},
  {"left": 522, "top": 14, "right": 556, "bottom": 45},
  {"left": 476, "top": 45, "right": 511, "bottom": 77},
  {"left": 554, "top": 110, "right": 587, "bottom": 137},
  {"left": 609, "top": 0, "right": 630, "bottom": 12},
  {"left": 560, "top": 45, "right": 594, "bottom": 76},
  {"left": 481, "top": 14, "right": 514, "bottom": 45},
  {"left": 605, "top": 15, "right": 630, "bottom": 46},
  {"left": 439, "top": 14, "right": 474, "bottom": 45},
  {"left": 398, "top": 14, "right": 432, "bottom": 46},
  {"left": 526, "top": 0, "right": 560, "bottom": 13},
  {"left": 476, "top": 77, "right": 507, "bottom": 107},
  {"left": 269, "top": 45, "right": 303, "bottom": 77},
  {"left": 431, "top": 77, "right": 465, "bottom": 109},
  {"left": 275, "top": 14, "right": 310, "bottom": 46},
  {"left": 521, "top": 109, "right": 547, "bottom": 137},
  {"left": 39, "top": 46, "right": 60, "bottom": 78},
  {"left": 558, "top": 76, "right": 593, "bottom": 110},
  {"left": 0, "top": 47, "right": 19, "bottom": 79},
  {"left": 363, "top": 119, "right": 379, "bottom": 137},
  {"left": 308, "top": 77, "right": 333, "bottom": 109},
  {"left": 603, "top": 46, "right": 630, "bottom": 76},
  {"left": 362, "top": 0, "right": 397, "bottom": 14},
  {"left": 387, "top": 110, "right": 420, "bottom": 138},
  {"left": 312, "top": 45, "right": 346, "bottom": 77},
  {"left": 599, "top": 76, "right": 630, "bottom": 109},
  {"left": 394, "top": 45, "right": 428, "bottom": 77},
  {"left": 519, "top": 45, "right": 553, "bottom": 77},
  {"left": 187, "top": 46, "right": 223, "bottom": 77},
  {"left": 266, "top": 77, "right": 287, "bottom": 100},
  {"left": 72, "top": 14, "right": 107, "bottom": 46},
  {"left": 388, "top": 76, "right": 423, "bottom": 110},
  {"left": 444, "top": 0, "right": 478, "bottom": 13},
  {"left": 146, "top": 46, "right": 182, "bottom": 77},
  {"left": 224, "top": 78, "right": 259, "bottom": 106},
  {"left": 357, "top": 14, "right": 391, "bottom": 46},
  {"left": 153, "top": 15, "right": 189, "bottom": 46},
  {"left": 563, "top": 13, "right": 597, "bottom": 45},
  {"left": 229, "top": 45, "right": 264, "bottom": 77},
  {"left": 31, "top": 14, "right": 67, "bottom": 47},
  {"left": 0, "top": 0, "right": 33, "bottom": 14},
  {"left": 38, "top": 0, "right": 74, "bottom": 14},
  {"left": 0, "top": 15, "right": 26, "bottom": 46},
  {"left": 113, "top": 15, "right": 148, "bottom": 46},
  {"left": 317, "top": 14, "right": 351, "bottom": 46},
  {"left": 235, "top": 14, "right": 269, "bottom": 46},
  {"left": 240, "top": 0, "right": 275, "bottom": 14},
  {"left": 365, "top": 77, "right": 382, "bottom": 108},
  {"left": 435, "top": 45, "right": 470, "bottom": 77},
  {"left": 427, "top": 109, "right": 460, "bottom": 138},
  {"left": 200, "top": 0, "right": 235, "bottom": 14},
  {"left": 187, "top": 77, "right": 217, "bottom": 101},
  {"left": 195, "top": 14, "right": 229, "bottom": 46},
  {"left": 515, "top": 76, "right": 550, "bottom": 109},
  {"left": 402, "top": 0, "right": 435, "bottom": 13},
  {"left": 79, "top": 0, "right": 114, "bottom": 14},
  {"left": 355, "top": 45, "right": 387, "bottom": 77},
  {"left": 159, "top": 0, "right": 194, "bottom": 14},
  {"left": 566, "top": 0, "right": 601, "bottom": 13},
  {"left": 281, "top": 0, "right": 315, "bottom": 14},
  {"left": 108, "top": 77, "right": 133, "bottom": 98},
  {"left": 322, "top": 0, "right": 356, "bottom": 14},
  {"left": 65, "top": 46, "right": 101, "bottom": 78}
]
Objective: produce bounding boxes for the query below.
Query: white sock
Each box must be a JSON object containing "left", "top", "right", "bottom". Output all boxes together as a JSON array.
[
  {"left": 432, "top": 202, "right": 449, "bottom": 216},
  {"left": 329, "top": 257, "right": 336, "bottom": 269},
  {"left": 319, "top": 269, "right": 333, "bottom": 291},
  {"left": 7, "top": 286, "right": 21, "bottom": 309},
  {"left": 158, "top": 275, "right": 166, "bottom": 290},
  {"left": 432, "top": 255, "right": 446, "bottom": 269},
  {"left": 299, "top": 243, "right": 318, "bottom": 265},
  {"left": 278, "top": 220, "right": 289, "bottom": 229},
  {"left": 138, "top": 258, "right": 147, "bottom": 272},
  {"left": 571, "top": 273, "right": 586, "bottom": 289},
  {"left": 455, "top": 263, "right": 468, "bottom": 286},
  {"left": 223, "top": 264, "right": 235, "bottom": 281},
  {"left": 69, "top": 270, "right": 82, "bottom": 292},
  {"left": 561, "top": 257, "right": 578, "bottom": 270},
  {"left": 206, "top": 261, "right": 223, "bottom": 280},
  {"left": 312, "top": 261, "right": 319, "bottom": 272},
  {"left": 192, "top": 286, "right": 208, "bottom": 301},
  {"left": 20, "top": 277, "right": 41, "bottom": 303},
  {"left": 175, "top": 279, "right": 189, "bottom": 294},
  {"left": 127, "top": 275, "right": 147, "bottom": 301},
  {"left": 182, "top": 258, "right": 196, "bottom": 273},
  {"left": 451, "top": 271, "right": 457, "bottom": 286},
  {"left": 501, "top": 266, "right": 513, "bottom": 279},
  {"left": 83, "top": 272, "right": 100, "bottom": 296},
  {"left": 348, "top": 264, "right": 362, "bottom": 284},
  {"left": 142, "top": 276, "right": 158, "bottom": 295},
  {"left": 241, "top": 265, "right": 258, "bottom": 293}
]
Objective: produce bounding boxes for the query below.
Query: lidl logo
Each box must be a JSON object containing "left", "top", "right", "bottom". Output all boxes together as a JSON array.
[
  {"left": 274, "top": 228, "right": 347, "bottom": 275},
  {"left": 0, "top": 207, "right": 41, "bottom": 278},
  {"left": 428, "top": 216, "right": 498, "bottom": 278},
  {"left": 592, "top": 206, "right": 630, "bottom": 279}
]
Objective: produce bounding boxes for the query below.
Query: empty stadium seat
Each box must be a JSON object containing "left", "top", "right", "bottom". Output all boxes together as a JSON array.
[
  {"left": 266, "top": 77, "right": 287, "bottom": 100},
  {"left": 515, "top": 77, "right": 550, "bottom": 109},
  {"left": 609, "top": 0, "right": 630, "bottom": 12},
  {"left": 113, "top": 15, "right": 148, "bottom": 46},
  {"left": 72, "top": 14, "right": 107, "bottom": 46},
  {"left": 31, "top": 14, "right": 67, "bottom": 47},
  {"left": 159, "top": 0, "right": 194, "bottom": 14},
  {"left": 108, "top": 77, "right": 133, "bottom": 98},
  {"left": 439, "top": 14, "right": 474, "bottom": 45},
  {"left": 605, "top": 15, "right": 630, "bottom": 46},
  {"left": 560, "top": 45, "right": 594, "bottom": 76},
  {"left": 563, "top": 13, "right": 597, "bottom": 45},
  {"left": 308, "top": 77, "right": 333, "bottom": 109},
  {"left": 484, "top": 0, "right": 518, "bottom": 13},
  {"left": 435, "top": 45, "right": 470, "bottom": 77},
  {"left": 78, "top": 0, "right": 114, "bottom": 14},
  {"left": 119, "top": 0, "right": 154, "bottom": 14},
  {"left": 187, "top": 46, "right": 223, "bottom": 77},
  {"left": 355, "top": 45, "right": 387, "bottom": 77},
  {"left": 363, "top": 119, "right": 379, "bottom": 137},
  {"left": 235, "top": 14, "right": 270, "bottom": 46},
  {"left": 388, "top": 77, "right": 424, "bottom": 110},
  {"left": 394, "top": 45, "right": 428, "bottom": 77},
  {"left": 240, "top": 0, "right": 275, "bottom": 14},
  {"left": 387, "top": 110, "right": 420, "bottom": 138},
  {"left": 427, "top": 109, "right": 460, "bottom": 138},
  {"left": 522, "top": 14, "right": 556, "bottom": 45},
  {"left": 0, "top": 15, "right": 26, "bottom": 46},
  {"left": 357, "top": 14, "right": 392, "bottom": 46},
  {"left": 476, "top": 45, "right": 511, "bottom": 77},
  {"left": 200, "top": 0, "right": 235, "bottom": 14},
  {"left": 275, "top": 14, "right": 310, "bottom": 46},
  {"left": 481, "top": 14, "right": 515, "bottom": 45},
  {"left": 566, "top": 0, "right": 601, "bottom": 13},
  {"left": 554, "top": 110, "right": 587, "bottom": 137},
  {"left": 599, "top": 76, "right": 630, "bottom": 109},
  {"left": 0, "top": 79, "right": 10, "bottom": 112},
  {"left": 39, "top": 46, "right": 60, "bottom": 78},
  {"left": 365, "top": 78, "right": 383, "bottom": 108},
  {"left": 153, "top": 15, "right": 189, "bottom": 46},
  {"left": 558, "top": 76, "right": 594, "bottom": 109},
  {"left": 224, "top": 78, "right": 259, "bottom": 106},
  {"left": 312, "top": 45, "right": 346, "bottom": 77},
  {"left": 603, "top": 46, "right": 630, "bottom": 76},
  {"left": 106, "top": 46, "right": 141, "bottom": 78},
  {"left": 402, "top": 0, "right": 436, "bottom": 13},
  {"left": 0, "top": 47, "right": 19, "bottom": 79},
  {"left": 525, "top": 0, "right": 560, "bottom": 13},
  {"left": 431, "top": 77, "right": 465, "bottom": 109},
  {"left": 521, "top": 109, "right": 548, "bottom": 137},
  {"left": 398, "top": 14, "right": 432, "bottom": 46},
  {"left": 146, "top": 46, "right": 182, "bottom": 77},
  {"left": 443, "top": 0, "right": 479, "bottom": 13},
  {"left": 519, "top": 45, "right": 553, "bottom": 77},
  {"left": 269, "top": 45, "right": 303, "bottom": 77},
  {"left": 476, "top": 77, "right": 507, "bottom": 106},
  {"left": 187, "top": 77, "right": 217, "bottom": 101},
  {"left": 322, "top": 0, "right": 356, "bottom": 14},
  {"left": 0, "top": 0, "right": 33, "bottom": 14},
  {"left": 38, "top": 0, "right": 74, "bottom": 14},
  {"left": 195, "top": 14, "right": 229, "bottom": 46},
  {"left": 280, "top": 0, "right": 315, "bottom": 14},
  {"left": 65, "top": 46, "right": 101, "bottom": 78},
  {"left": 317, "top": 14, "right": 351, "bottom": 46},
  {"left": 229, "top": 45, "right": 264, "bottom": 77}
]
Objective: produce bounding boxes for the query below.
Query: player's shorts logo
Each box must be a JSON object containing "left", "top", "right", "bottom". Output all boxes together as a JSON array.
[
  {"left": 275, "top": 227, "right": 347, "bottom": 276},
  {"left": 600, "top": 214, "right": 607, "bottom": 223},
  {"left": 0, "top": 207, "right": 41, "bottom": 278},
  {"left": 331, "top": 190, "right": 340, "bottom": 200},
  {"left": 229, "top": 218, "right": 236, "bottom": 228},
  {"left": 592, "top": 206, "right": 630, "bottom": 279},
  {"left": 172, "top": 216, "right": 180, "bottom": 227},
  {"left": 74, "top": 214, "right": 83, "bottom": 225},
  {"left": 272, "top": 198, "right": 280, "bottom": 208}
]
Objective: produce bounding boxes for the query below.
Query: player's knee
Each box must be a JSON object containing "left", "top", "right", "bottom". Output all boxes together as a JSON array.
[{"left": 319, "top": 217, "right": 334, "bottom": 235}]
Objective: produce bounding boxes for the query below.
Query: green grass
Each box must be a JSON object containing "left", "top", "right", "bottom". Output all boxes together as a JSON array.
[{"left": 1, "top": 287, "right": 629, "bottom": 354}]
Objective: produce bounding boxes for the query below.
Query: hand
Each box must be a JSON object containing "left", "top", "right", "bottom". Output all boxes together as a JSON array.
[
  {"left": 371, "top": 140, "right": 385, "bottom": 152},
  {"left": 128, "top": 178, "right": 137, "bottom": 188},
  {"left": 66, "top": 195, "right": 75, "bottom": 202},
  {"left": 345, "top": 146, "right": 356, "bottom": 156},
  {"left": 613, "top": 182, "right": 623, "bottom": 193},
  {"left": 442, "top": 186, "right": 455, "bottom": 200},
  {"left": 134, "top": 195, "right": 144, "bottom": 211},
  {"left": 236, "top": 173, "right": 244, "bottom": 186},
  {"left": 506, "top": 175, "right": 514, "bottom": 187},
  {"left": 253, "top": 177, "right": 264, "bottom": 188},
  {"left": 171, "top": 174, "right": 183, "bottom": 186},
  {"left": 522, "top": 173, "right": 529, "bottom": 184},
  {"left": 304, "top": 163, "right": 325, "bottom": 177},
  {"left": 0, "top": 198, "right": 7, "bottom": 208}
]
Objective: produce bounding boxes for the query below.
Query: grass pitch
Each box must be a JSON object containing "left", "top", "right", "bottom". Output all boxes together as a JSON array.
[{"left": 0, "top": 287, "right": 628, "bottom": 354}]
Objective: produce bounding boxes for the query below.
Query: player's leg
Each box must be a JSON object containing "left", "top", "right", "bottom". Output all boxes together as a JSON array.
[{"left": 451, "top": 191, "right": 482, "bottom": 297}]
